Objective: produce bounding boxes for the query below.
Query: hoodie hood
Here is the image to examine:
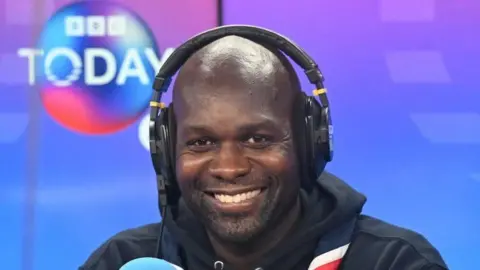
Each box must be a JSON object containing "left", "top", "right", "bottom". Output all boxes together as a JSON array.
[{"left": 162, "top": 171, "right": 366, "bottom": 270}]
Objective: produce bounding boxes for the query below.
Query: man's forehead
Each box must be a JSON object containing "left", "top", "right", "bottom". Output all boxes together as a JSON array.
[
  {"left": 172, "top": 61, "right": 292, "bottom": 116},
  {"left": 177, "top": 83, "right": 280, "bottom": 107},
  {"left": 173, "top": 58, "right": 283, "bottom": 105},
  {"left": 177, "top": 101, "right": 285, "bottom": 135},
  {"left": 176, "top": 90, "right": 283, "bottom": 125}
]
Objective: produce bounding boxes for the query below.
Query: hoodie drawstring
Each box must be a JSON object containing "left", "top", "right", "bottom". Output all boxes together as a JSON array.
[
  {"left": 213, "top": 261, "right": 263, "bottom": 270},
  {"left": 214, "top": 261, "right": 224, "bottom": 270}
]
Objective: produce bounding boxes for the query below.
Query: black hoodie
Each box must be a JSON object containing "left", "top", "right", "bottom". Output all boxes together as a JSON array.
[{"left": 80, "top": 172, "right": 448, "bottom": 270}]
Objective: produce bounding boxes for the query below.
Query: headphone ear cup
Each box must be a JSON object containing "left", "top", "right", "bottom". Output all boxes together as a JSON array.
[
  {"left": 320, "top": 107, "right": 333, "bottom": 162},
  {"left": 304, "top": 96, "right": 330, "bottom": 179},
  {"left": 166, "top": 104, "right": 177, "bottom": 176},
  {"left": 156, "top": 108, "right": 174, "bottom": 185},
  {"left": 304, "top": 96, "right": 318, "bottom": 178},
  {"left": 155, "top": 106, "right": 181, "bottom": 210}
]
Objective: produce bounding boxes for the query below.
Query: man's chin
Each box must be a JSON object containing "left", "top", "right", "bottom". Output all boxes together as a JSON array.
[{"left": 207, "top": 218, "right": 266, "bottom": 243}]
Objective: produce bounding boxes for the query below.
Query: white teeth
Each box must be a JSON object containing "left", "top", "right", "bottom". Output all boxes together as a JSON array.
[{"left": 214, "top": 189, "right": 261, "bottom": 204}]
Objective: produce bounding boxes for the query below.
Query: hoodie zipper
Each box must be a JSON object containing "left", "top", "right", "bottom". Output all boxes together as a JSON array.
[{"left": 213, "top": 261, "right": 263, "bottom": 270}]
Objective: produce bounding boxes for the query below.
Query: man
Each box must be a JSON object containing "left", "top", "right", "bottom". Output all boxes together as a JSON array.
[{"left": 80, "top": 35, "right": 448, "bottom": 270}]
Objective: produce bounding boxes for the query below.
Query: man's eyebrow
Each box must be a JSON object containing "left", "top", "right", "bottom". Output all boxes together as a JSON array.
[
  {"left": 236, "top": 119, "right": 280, "bottom": 133},
  {"left": 180, "top": 125, "right": 215, "bottom": 135},
  {"left": 180, "top": 119, "right": 281, "bottom": 135}
]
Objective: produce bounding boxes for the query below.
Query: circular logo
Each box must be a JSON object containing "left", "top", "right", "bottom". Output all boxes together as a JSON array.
[{"left": 36, "top": 2, "right": 160, "bottom": 134}]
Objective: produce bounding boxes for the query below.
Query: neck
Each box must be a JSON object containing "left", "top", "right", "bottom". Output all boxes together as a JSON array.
[{"left": 208, "top": 196, "right": 301, "bottom": 269}]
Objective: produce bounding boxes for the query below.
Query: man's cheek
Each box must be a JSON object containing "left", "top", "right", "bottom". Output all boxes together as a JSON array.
[
  {"left": 175, "top": 154, "right": 211, "bottom": 179},
  {"left": 175, "top": 158, "right": 197, "bottom": 189},
  {"left": 177, "top": 180, "right": 196, "bottom": 198}
]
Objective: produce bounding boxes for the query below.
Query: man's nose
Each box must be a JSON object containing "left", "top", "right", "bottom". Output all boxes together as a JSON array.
[{"left": 208, "top": 142, "right": 250, "bottom": 181}]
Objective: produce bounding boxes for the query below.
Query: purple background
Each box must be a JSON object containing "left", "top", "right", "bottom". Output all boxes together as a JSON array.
[
  {"left": 223, "top": 0, "right": 479, "bottom": 269},
  {"left": 0, "top": 0, "right": 478, "bottom": 269}
]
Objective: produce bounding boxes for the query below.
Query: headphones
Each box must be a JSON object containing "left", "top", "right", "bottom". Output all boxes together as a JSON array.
[{"left": 149, "top": 25, "right": 333, "bottom": 220}]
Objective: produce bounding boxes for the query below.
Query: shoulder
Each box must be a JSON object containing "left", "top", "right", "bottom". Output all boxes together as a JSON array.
[
  {"left": 353, "top": 215, "right": 447, "bottom": 269},
  {"left": 79, "top": 223, "right": 161, "bottom": 270}
]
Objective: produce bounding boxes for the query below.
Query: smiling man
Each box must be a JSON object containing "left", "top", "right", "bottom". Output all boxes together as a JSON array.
[{"left": 80, "top": 34, "right": 448, "bottom": 270}]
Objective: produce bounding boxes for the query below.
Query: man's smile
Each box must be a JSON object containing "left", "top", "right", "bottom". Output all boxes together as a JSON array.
[
  {"left": 213, "top": 189, "right": 261, "bottom": 203},
  {"left": 203, "top": 187, "right": 268, "bottom": 213}
]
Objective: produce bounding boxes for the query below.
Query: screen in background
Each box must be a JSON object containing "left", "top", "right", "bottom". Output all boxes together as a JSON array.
[
  {"left": 222, "top": 0, "right": 479, "bottom": 269},
  {"left": 0, "top": 0, "right": 217, "bottom": 269}
]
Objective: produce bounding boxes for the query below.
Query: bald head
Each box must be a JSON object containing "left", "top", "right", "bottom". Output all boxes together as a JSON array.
[{"left": 172, "top": 35, "right": 301, "bottom": 114}]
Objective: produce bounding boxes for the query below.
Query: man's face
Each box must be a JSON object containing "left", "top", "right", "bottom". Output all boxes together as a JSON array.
[{"left": 174, "top": 87, "right": 300, "bottom": 242}]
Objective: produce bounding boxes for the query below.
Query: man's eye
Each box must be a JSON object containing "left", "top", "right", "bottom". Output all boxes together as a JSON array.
[
  {"left": 188, "top": 139, "right": 214, "bottom": 147},
  {"left": 246, "top": 135, "right": 270, "bottom": 144}
]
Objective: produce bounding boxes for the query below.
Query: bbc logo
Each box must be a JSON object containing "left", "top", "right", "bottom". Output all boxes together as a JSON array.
[{"left": 64, "top": 15, "right": 127, "bottom": 37}]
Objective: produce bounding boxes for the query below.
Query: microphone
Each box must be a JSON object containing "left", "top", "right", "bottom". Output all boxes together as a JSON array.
[{"left": 119, "top": 257, "right": 184, "bottom": 270}]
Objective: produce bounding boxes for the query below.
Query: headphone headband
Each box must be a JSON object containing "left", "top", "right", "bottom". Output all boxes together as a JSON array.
[
  {"left": 149, "top": 24, "right": 333, "bottom": 178},
  {"left": 153, "top": 25, "right": 326, "bottom": 92}
]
